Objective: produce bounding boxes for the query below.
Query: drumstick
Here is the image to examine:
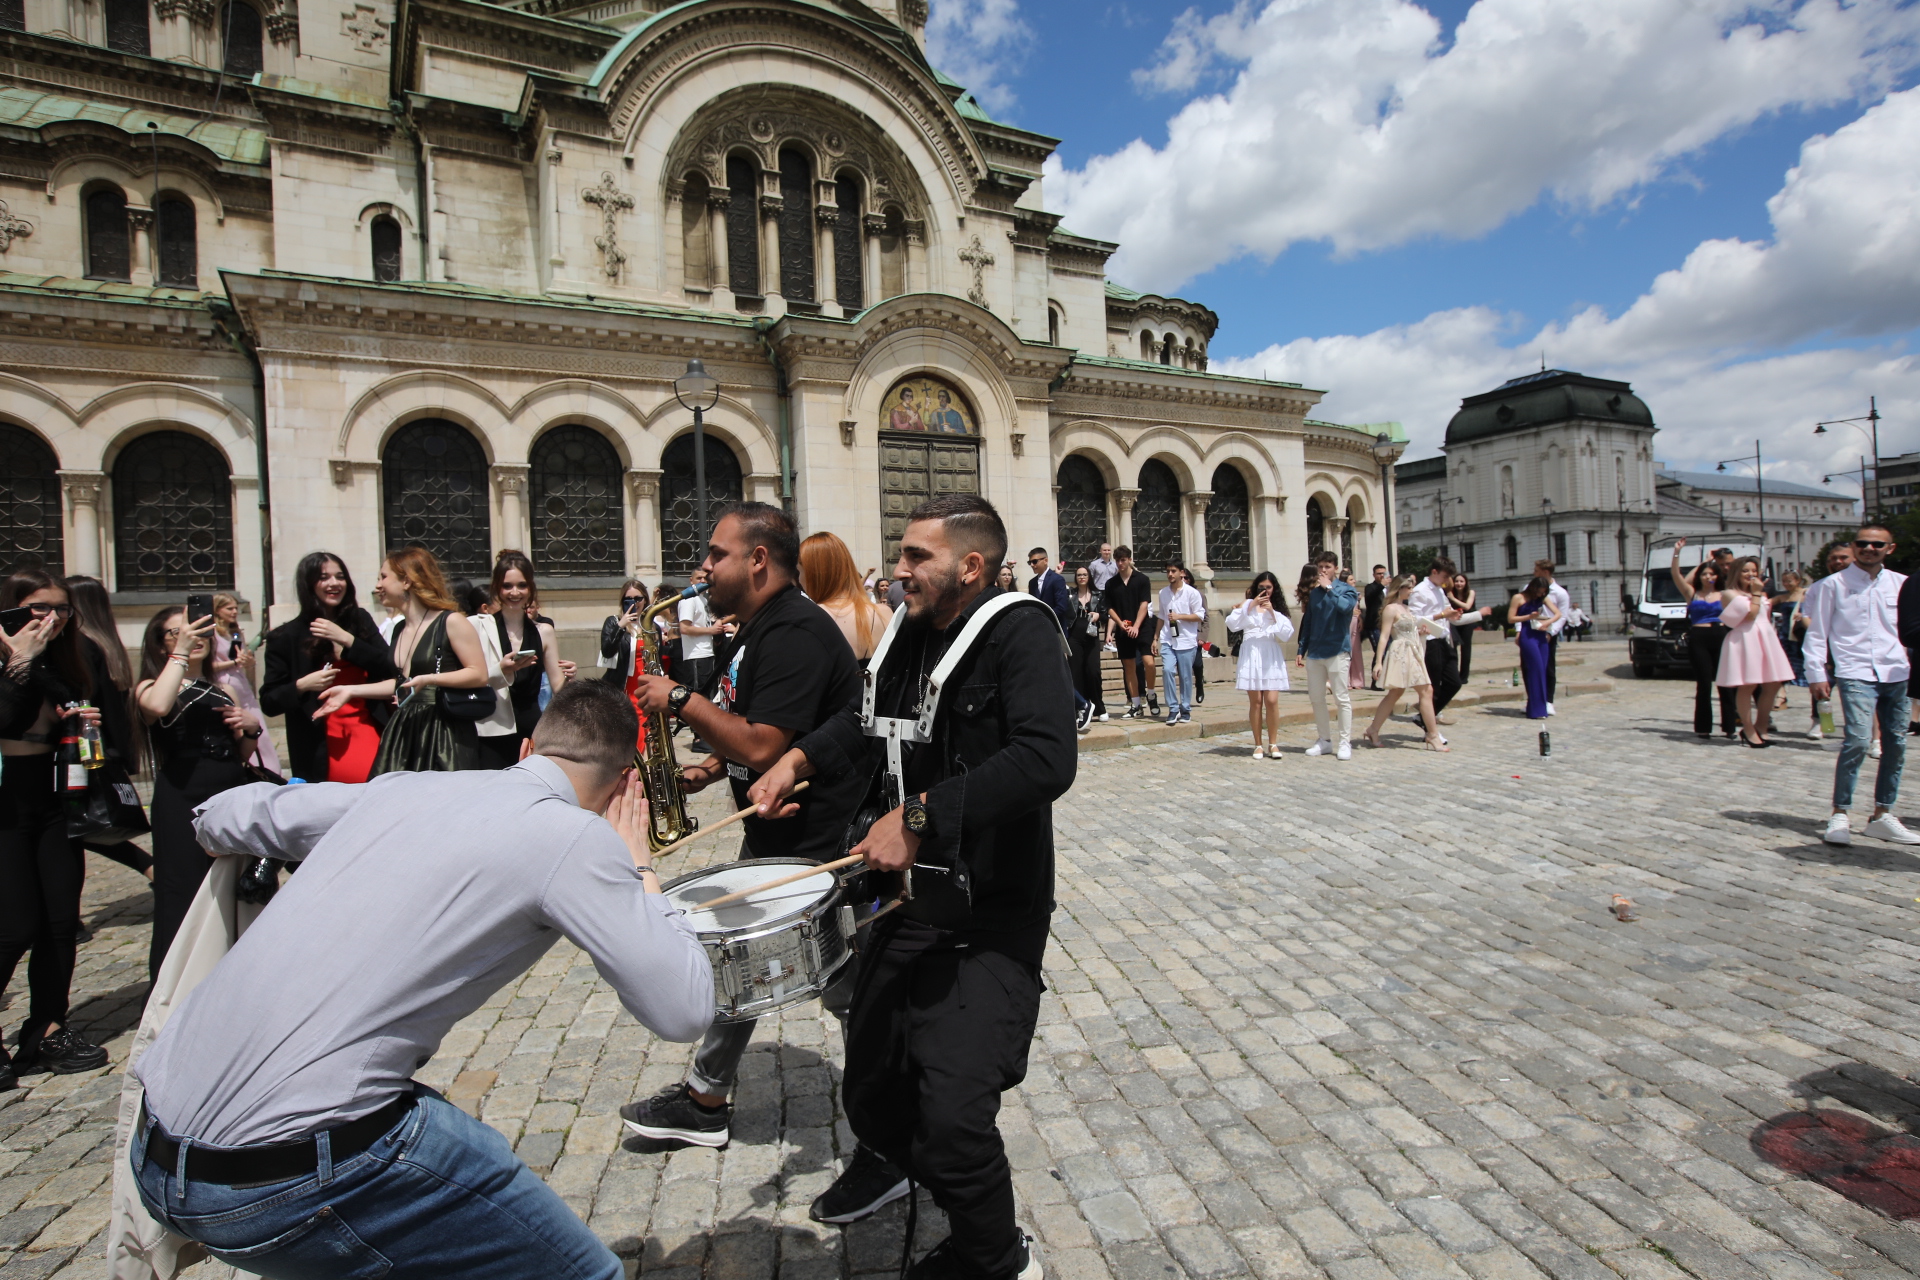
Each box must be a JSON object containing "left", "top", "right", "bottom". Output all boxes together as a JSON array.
[
  {"left": 652, "top": 781, "right": 810, "bottom": 860},
  {"left": 694, "top": 851, "right": 865, "bottom": 912}
]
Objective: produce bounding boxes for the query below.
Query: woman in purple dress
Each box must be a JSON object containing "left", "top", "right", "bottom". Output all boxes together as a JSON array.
[{"left": 1510, "top": 577, "right": 1560, "bottom": 720}]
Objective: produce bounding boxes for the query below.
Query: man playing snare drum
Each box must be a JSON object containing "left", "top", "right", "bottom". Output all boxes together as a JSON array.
[{"left": 753, "top": 494, "right": 1078, "bottom": 1280}]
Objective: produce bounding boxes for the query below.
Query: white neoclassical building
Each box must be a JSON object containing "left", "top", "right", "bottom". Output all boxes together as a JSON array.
[{"left": 0, "top": 0, "right": 1398, "bottom": 644}]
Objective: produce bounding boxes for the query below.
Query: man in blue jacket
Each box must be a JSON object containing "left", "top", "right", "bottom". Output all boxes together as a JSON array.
[
  {"left": 1026, "top": 547, "right": 1073, "bottom": 631},
  {"left": 1297, "top": 556, "right": 1359, "bottom": 759}
]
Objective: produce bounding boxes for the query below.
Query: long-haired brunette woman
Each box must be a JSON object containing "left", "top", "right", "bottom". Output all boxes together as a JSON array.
[
  {"left": 321, "top": 546, "right": 488, "bottom": 774},
  {"left": 481, "top": 550, "right": 568, "bottom": 767},
  {"left": 800, "top": 531, "right": 889, "bottom": 664},
  {"left": 1508, "top": 577, "right": 1560, "bottom": 719},
  {"left": 62, "top": 575, "right": 152, "bottom": 881},
  {"left": 1448, "top": 573, "right": 1478, "bottom": 681},
  {"left": 261, "top": 552, "right": 398, "bottom": 783},
  {"left": 0, "top": 570, "right": 111, "bottom": 1082},
  {"left": 207, "top": 591, "right": 279, "bottom": 774},
  {"left": 134, "top": 604, "right": 262, "bottom": 980},
  {"left": 1668, "top": 539, "right": 1738, "bottom": 739},
  {"left": 1227, "top": 571, "right": 1294, "bottom": 758}
]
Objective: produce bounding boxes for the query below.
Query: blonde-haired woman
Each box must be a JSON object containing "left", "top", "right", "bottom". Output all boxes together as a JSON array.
[
  {"left": 1361, "top": 575, "right": 1449, "bottom": 751},
  {"left": 1715, "top": 555, "right": 1795, "bottom": 747},
  {"left": 800, "top": 531, "right": 889, "bottom": 663},
  {"left": 208, "top": 590, "right": 279, "bottom": 774},
  {"left": 320, "top": 546, "right": 489, "bottom": 774}
]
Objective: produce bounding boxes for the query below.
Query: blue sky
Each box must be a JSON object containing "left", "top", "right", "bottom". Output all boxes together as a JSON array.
[{"left": 926, "top": 0, "right": 1920, "bottom": 485}]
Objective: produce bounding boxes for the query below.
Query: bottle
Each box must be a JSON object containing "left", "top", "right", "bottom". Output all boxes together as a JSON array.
[
  {"left": 1539, "top": 730, "right": 1551, "bottom": 757},
  {"left": 1511, "top": 668, "right": 1519, "bottom": 687},
  {"left": 57, "top": 704, "right": 89, "bottom": 806},
  {"left": 1816, "top": 699, "right": 1834, "bottom": 735},
  {"left": 78, "top": 701, "right": 104, "bottom": 769}
]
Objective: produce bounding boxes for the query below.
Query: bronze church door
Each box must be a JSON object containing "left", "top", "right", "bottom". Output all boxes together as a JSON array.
[{"left": 877, "top": 374, "right": 981, "bottom": 565}]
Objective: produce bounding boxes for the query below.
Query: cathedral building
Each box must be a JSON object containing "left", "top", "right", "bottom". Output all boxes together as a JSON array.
[{"left": 0, "top": 0, "right": 1396, "bottom": 643}]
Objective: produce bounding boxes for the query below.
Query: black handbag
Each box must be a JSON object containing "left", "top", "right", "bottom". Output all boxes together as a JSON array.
[
  {"left": 433, "top": 615, "right": 497, "bottom": 721},
  {"left": 67, "top": 759, "right": 150, "bottom": 844}
]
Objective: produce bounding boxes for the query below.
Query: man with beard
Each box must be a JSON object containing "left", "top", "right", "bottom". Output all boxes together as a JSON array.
[
  {"left": 750, "top": 494, "right": 1076, "bottom": 1280},
  {"left": 616, "top": 503, "right": 902, "bottom": 1202}
]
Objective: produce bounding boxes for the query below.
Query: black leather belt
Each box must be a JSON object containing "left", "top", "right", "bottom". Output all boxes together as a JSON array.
[{"left": 142, "top": 1094, "right": 413, "bottom": 1185}]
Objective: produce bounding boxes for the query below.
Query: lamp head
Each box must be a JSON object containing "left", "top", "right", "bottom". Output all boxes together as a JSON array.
[
  {"left": 1370, "top": 433, "right": 1397, "bottom": 464},
  {"left": 1716, "top": 462, "right": 1727, "bottom": 472},
  {"left": 1814, "top": 423, "right": 1828, "bottom": 435},
  {"left": 673, "top": 358, "right": 721, "bottom": 413}
]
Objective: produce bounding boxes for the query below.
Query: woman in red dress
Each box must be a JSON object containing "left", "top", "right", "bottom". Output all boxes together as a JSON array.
[{"left": 260, "top": 552, "right": 398, "bottom": 783}]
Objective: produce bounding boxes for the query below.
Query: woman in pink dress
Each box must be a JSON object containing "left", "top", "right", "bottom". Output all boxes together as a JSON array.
[{"left": 1714, "top": 557, "right": 1795, "bottom": 748}]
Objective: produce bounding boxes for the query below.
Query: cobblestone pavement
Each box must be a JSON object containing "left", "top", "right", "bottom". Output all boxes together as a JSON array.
[{"left": 8, "top": 652, "right": 1920, "bottom": 1279}]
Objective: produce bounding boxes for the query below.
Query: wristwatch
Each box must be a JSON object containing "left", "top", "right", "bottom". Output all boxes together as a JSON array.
[
  {"left": 902, "top": 795, "right": 933, "bottom": 839},
  {"left": 666, "top": 684, "right": 692, "bottom": 717}
]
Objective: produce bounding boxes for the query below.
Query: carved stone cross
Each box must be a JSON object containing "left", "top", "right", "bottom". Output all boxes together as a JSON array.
[
  {"left": 582, "top": 171, "right": 634, "bottom": 282},
  {"left": 0, "top": 199, "right": 34, "bottom": 253},
  {"left": 958, "top": 234, "right": 994, "bottom": 308},
  {"left": 341, "top": 4, "right": 388, "bottom": 50}
]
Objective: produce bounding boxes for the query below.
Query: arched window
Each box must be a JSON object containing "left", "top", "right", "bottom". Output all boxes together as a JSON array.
[
  {"left": 680, "top": 173, "right": 712, "bottom": 291},
  {"left": 155, "top": 195, "right": 195, "bottom": 287},
  {"left": 1183, "top": 338, "right": 1196, "bottom": 369},
  {"left": 776, "top": 148, "right": 815, "bottom": 305},
  {"left": 0, "top": 0, "right": 24, "bottom": 32},
  {"left": 371, "top": 215, "right": 402, "bottom": 282},
  {"left": 877, "top": 206, "right": 906, "bottom": 300},
  {"left": 1207, "top": 464, "right": 1250, "bottom": 571},
  {"left": 1132, "top": 460, "right": 1181, "bottom": 570},
  {"left": 1047, "top": 302, "right": 1061, "bottom": 347},
  {"left": 0, "top": 424, "right": 62, "bottom": 574},
  {"left": 1139, "top": 331, "right": 1153, "bottom": 361},
  {"left": 1159, "top": 333, "right": 1175, "bottom": 366},
  {"left": 660, "top": 433, "right": 743, "bottom": 575},
  {"left": 85, "top": 187, "right": 130, "bottom": 281},
  {"left": 1055, "top": 455, "right": 1107, "bottom": 567},
  {"left": 113, "top": 431, "right": 232, "bottom": 590},
  {"left": 833, "top": 171, "right": 863, "bottom": 312},
  {"left": 725, "top": 154, "right": 759, "bottom": 300},
  {"left": 1504, "top": 533, "right": 1519, "bottom": 571},
  {"left": 1306, "top": 496, "right": 1326, "bottom": 560},
  {"left": 381, "top": 418, "right": 491, "bottom": 577},
  {"left": 220, "top": 0, "right": 262, "bottom": 77},
  {"left": 104, "top": 0, "right": 148, "bottom": 53},
  {"left": 529, "top": 426, "right": 624, "bottom": 579}
]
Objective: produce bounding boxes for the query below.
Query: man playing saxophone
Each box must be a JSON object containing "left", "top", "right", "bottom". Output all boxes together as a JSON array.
[{"left": 617, "top": 504, "right": 884, "bottom": 1173}]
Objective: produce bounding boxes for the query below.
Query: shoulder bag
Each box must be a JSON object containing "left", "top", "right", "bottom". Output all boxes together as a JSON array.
[{"left": 432, "top": 614, "right": 497, "bottom": 721}]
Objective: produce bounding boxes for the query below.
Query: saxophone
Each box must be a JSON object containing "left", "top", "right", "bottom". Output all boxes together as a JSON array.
[{"left": 636, "top": 583, "right": 705, "bottom": 852}]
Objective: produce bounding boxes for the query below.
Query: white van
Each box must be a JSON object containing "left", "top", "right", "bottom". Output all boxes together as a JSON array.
[{"left": 1627, "top": 538, "right": 1763, "bottom": 678}]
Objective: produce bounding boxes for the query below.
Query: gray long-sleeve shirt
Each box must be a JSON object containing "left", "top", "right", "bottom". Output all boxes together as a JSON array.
[{"left": 135, "top": 755, "right": 713, "bottom": 1147}]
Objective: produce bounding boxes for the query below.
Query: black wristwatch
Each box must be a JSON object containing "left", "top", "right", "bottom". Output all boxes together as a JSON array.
[
  {"left": 902, "top": 795, "right": 933, "bottom": 839},
  {"left": 666, "top": 684, "right": 692, "bottom": 717}
]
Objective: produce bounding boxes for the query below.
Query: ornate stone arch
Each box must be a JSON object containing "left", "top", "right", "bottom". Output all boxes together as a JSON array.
[
  {"left": 1198, "top": 432, "right": 1281, "bottom": 498},
  {"left": 1126, "top": 432, "right": 1203, "bottom": 493},
  {"left": 337, "top": 371, "right": 510, "bottom": 465},
  {"left": 86, "top": 385, "right": 258, "bottom": 476},
  {"left": 1049, "top": 423, "right": 1127, "bottom": 490},
  {"left": 0, "top": 375, "right": 82, "bottom": 465},
  {"left": 635, "top": 392, "right": 778, "bottom": 478},
  {"left": 509, "top": 380, "right": 645, "bottom": 469}
]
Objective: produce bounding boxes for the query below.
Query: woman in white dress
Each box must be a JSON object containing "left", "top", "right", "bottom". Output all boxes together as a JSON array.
[{"left": 1226, "top": 571, "right": 1294, "bottom": 759}]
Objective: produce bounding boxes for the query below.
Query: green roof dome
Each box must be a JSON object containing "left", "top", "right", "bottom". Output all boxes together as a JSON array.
[{"left": 1445, "top": 370, "right": 1653, "bottom": 447}]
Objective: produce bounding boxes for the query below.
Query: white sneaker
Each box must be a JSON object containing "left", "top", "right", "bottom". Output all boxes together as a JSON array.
[
  {"left": 1823, "top": 813, "right": 1852, "bottom": 846},
  {"left": 1336, "top": 740, "right": 1352, "bottom": 761},
  {"left": 1098, "top": 712, "right": 1109, "bottom": 722},
  {"left": 1865, "top": 814, "right": 1920, "bottom": 845},
  {"left": 1305, "top": 739, "right": 1333, "bottom": 757},
  {"left": 1808, "top": 725, "right": 1824, "bottom": 740},
  {"left": 1871, "top": 740, "right": 1883, "bottom": 759},
  {"left": 1546, "top": 702, "right": 1556, "bottom": 716}
]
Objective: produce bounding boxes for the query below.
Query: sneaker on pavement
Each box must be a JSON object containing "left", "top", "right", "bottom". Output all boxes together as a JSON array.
[
  {"left": 1075, "top": 704, "right": 1094, "bottom": 733},
  {"left": 1097, "top": 712, "right": 1109, "bottom": 722},
  {"left": 810, "top": 1146, "right": 910, "bottom": 1224},
  {"left": 1871, "top": 740, "right": 1884, "bottom": 759},
  {"left": 1546, "top": 703, "right": 1556, "bottom": 716},
  {"left": 1336, "top": 740, "right": 1352, "bottom": 761},
  {"left": 1808, "top": 725, "right": 1824, "bottom": 740},
  {"left": 620, "top": 1083, "right": 731, "bottom": 1147},
  {"left": 1865, "top": 814, "right": 1920, "bottom": 845},
  {"left": 16, "top": 1026, "right": 108, "bottom": 1075},
  {"left": 1823, "top": 813, "right": 1852, "bottom": 846},
  {"left": 1304, "top": 739, "right": 1333, "bottom": 756},
  {"left": 908, "top": 1235, "right": 1041, "bottom": 1280},
  {"left": 1165, "top": 712, "right": 1181, "bottom": 725}
]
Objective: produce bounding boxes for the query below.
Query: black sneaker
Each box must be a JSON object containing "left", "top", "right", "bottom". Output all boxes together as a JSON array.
[
  {"left": 1075, "top": 704, "right": 1094, "bottom": 734},
  {"left": 17, "top": 1026, "right": 108, "bottom": 1075},
  {"left": 1147, "top": 695, "right": 1160, "bottom": 715},
  {"left": 619, "top": 1082, "right": 730, "bottom": 1147},
  {"left": 810, "top": 1145, "right": 910, "bottom": 1224},
  {"left": 908, "top": 1235, "right": 1041, "bottom": 1280},
  {"left": 0, "top": 1047, "right": 15, "bottom": 1092}
]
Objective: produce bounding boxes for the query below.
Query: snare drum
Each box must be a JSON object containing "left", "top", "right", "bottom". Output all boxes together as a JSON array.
[{"left": 663, "top": 858, "right": 855, "bottom": 1024}]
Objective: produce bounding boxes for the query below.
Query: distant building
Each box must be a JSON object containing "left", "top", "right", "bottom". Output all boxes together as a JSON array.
[
  {"left": 1651, "top": 468, "right": 1856, "bottom": 571},
  {"left": 1874, "top": 450, "right": 1920, "bottom": 516}
]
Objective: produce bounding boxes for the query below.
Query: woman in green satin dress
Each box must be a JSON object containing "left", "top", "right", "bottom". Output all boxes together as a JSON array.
[{"left": 320, "top": 545, "right": 489, "bottom": 775}]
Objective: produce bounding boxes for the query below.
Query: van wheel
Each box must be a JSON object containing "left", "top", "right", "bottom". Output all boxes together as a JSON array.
[{"left": 1631, "top": 647, "right": 1655, "bottom": 678}]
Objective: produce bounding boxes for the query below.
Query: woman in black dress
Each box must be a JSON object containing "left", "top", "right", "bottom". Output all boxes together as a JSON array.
[
  {"left": 356, "top": 546, "right": 489, "bottom": 775},
  {"left": 260, "top": 552, "right": 398, "bottom": 783},
  {"left": 133, "top": 605, "right": 263, "bottom": 980},
  {"left": 0, "top": 570, "right": 113, "bottom": 1083},
  {"left": 479, "top": 550, "right": 569, "bottom": 768}
]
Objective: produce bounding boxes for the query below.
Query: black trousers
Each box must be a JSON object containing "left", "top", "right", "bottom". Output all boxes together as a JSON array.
[
  {"left": 1454, "top": 626, "right": 1475, "bottom": 682},
  {"left": 1424, "top": 637, "right": 1462, "bottom": 713},
  {"left": 1688, "top": 625, "right": 1738, "bottom": 735},
  {"left": 0, "top": 754, "right": 83, "bottom": 1042},
  {"left": 1068, "top": 636, "right": 1104, "bottom": 716},
  {"left": 149, "top": 758, "right": 251, "bottom": 979},
  {"left": 844, "top": 923, "right": 1044, "bottom": 1280},
  {"left": 1545, "top": 635, "right": 1558, "bottom": 702}
]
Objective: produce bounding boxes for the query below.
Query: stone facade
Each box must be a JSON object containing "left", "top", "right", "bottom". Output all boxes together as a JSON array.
[{"left": 0, "top": 0, "right": 1393, "bottom": 642}]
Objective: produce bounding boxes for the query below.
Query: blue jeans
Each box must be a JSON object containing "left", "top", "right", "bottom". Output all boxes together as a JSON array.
[
  {"left": 1162, "top": 646, "right": 1196, "bottom": 714},
  {"left": 133, "top": 1088, "right": 622, "bottom": 1280},
  {"left": 1834, "top": 678, "right": 1908, "bottom": 810}
]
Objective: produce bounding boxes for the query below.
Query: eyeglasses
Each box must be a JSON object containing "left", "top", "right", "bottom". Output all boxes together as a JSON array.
[
  {"left": 27, "top": 603, "right": 73, "bottom": 618},
  {"left": 1854, "top": 540, "right": 1889, "bottom": 550}
]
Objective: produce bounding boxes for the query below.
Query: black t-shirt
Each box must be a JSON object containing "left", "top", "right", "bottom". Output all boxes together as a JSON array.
[
  {"left": 1103, "top": 569, "right": 1153, "bottom": 630},
  {"left": 713, "top": 583, "right": 863, "bottom": 861}
]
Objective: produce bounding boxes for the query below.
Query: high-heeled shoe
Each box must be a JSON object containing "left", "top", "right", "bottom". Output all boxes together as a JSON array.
[
  {"left": 1743, "top": 734, "right": 1770, "bottom": 748},
  {"left": 1423, "top": 737, "right": 1451, "bottom": 752},
  {"left": 1362, "top": 729, "right": 1381, "bottom": 748}
]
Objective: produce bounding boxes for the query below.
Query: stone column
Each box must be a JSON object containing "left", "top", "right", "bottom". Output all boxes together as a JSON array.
[
  {"left": 127, "top": 206, "right": 154, "bottom": 287},
  {"left": 905, "top": 220, "right": 926, "bottom": 293},
  {"left": 58, "top": 470, "right": 105, "bottom": 577},
  {"left": 492, "top": 464, "right": 529, "bottom": 554},
  {"left": 1325, "top": 516, "right": 1350, "bottom": 570},
  {"left": 1183, "top": 490, "right": 1213, "bottom": 575},
  {"left": 816, "top": 206, "right": 837, "bottom": 312},
  {"left": 864, "top": 213, "right": 885, "bottom": 302},
  {"left": 1114, "top": 487, "right": 1139, "bottom": 550},
  {"left": 708, "top": 191, "right": 732, "bottom": 310},
  {"left": 628, "top": 469, "right": 662, "bottom": 580},
  {"left": 759, "top": 192, "right": 781, "bottom": 299}
]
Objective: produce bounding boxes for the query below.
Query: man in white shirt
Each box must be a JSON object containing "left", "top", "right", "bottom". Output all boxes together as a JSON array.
[
  {"left": 1803, "top": 524, "right": 1918, "bottom": 846},
  {"left": 1536, "top": 560, "right": 1571, "bottom": 715},
  {"left": 1157, "top": 560, "right": 1205, "bottom": 724},
  {"left": 1088, "top": 543, "right": 1119, "bottom": 592},
  {"left": 676, "top": 566, "right": 722, "bottom": 696},
  {"left": 1407, "top": 556, "right": 1464, "bottom": 721}
]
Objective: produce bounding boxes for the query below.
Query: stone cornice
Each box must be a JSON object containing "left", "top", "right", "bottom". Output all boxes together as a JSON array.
[
  {"left": 409, "top": 0, "right": 617, "bottom": 74},
  {"left": 769, "top": 293, "right": 1071, "bottom": 388},
  {"left": 0, "top": 29, "right": 260, "bottom": 118},
  {"left": 1056, "top": 363, "right": 1319, "bottom": 420}
]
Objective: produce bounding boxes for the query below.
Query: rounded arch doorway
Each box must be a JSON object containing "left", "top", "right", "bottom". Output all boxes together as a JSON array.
[{"left": 877, "top": 374, "right": 980, "bottom": 566}]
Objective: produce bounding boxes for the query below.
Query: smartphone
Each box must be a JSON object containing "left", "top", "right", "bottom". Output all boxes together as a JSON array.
[
  {"left": 510, "top": 649, "right": 536, "bottom": 661},
  {"left": 187, "top": 593, "right": 214, "bottom": 625},
  {"left": 0, "top": 605, "right": 31, "bottom": 634}
]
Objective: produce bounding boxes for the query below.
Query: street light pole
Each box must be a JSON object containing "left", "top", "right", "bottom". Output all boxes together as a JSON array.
[
  {"left": 672, "top": 358, "right": 722, "bottom": 565},
  {"left": 1716, "top": 442, "right": 1767, "bottom": 576},
  {"left": 1816, "top": 397, "right": 1883, "bottom": 513}
]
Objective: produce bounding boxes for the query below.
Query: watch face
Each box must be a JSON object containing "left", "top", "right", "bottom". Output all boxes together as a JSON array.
[{"left": 905, "top": 805, "right": 927, "bottom": 833}]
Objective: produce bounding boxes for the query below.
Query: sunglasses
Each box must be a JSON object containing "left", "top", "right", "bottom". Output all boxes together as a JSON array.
[
  {"left": 1854, "top": 540, "right": 1889, "bottom": 550},
  {"left": 621, "top": 596, "right": 645, "bottom": 607}
]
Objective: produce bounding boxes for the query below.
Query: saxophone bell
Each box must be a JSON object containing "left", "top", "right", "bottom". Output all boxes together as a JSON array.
[{"left": 634, "top": 581, "right": 709, "bottom": 852}]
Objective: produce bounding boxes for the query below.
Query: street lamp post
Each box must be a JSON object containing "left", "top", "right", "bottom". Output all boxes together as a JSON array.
[
  {"left": 1435, "top": 493, "right": 1465, "bottom": 563},
  {"left": 1716, "top": 441, "right": 1766, "bottom": 576},
  {"left": 1542, "top": 498, "right": 1554, "bottom": 564},
  {"left": 1816, "top": 396, "right": 1881, "bottom": 512},
  {"left": 1372, "top": 433, "right": 1399, "bottom": 573},
  {"left": 672, "top": 358, "right": 722, "bottom": 561}
]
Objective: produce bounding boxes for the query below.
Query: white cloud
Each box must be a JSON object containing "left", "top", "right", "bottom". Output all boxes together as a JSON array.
[
  {"left": 1049, "top": 0, "right": 1920, "bottom": 292},
  {"left": 927, "top": 0, "right": 1033, "bottom": 116},
  {"left": 1211, "top": 87, "right": 1920, "bottom": 487}
]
